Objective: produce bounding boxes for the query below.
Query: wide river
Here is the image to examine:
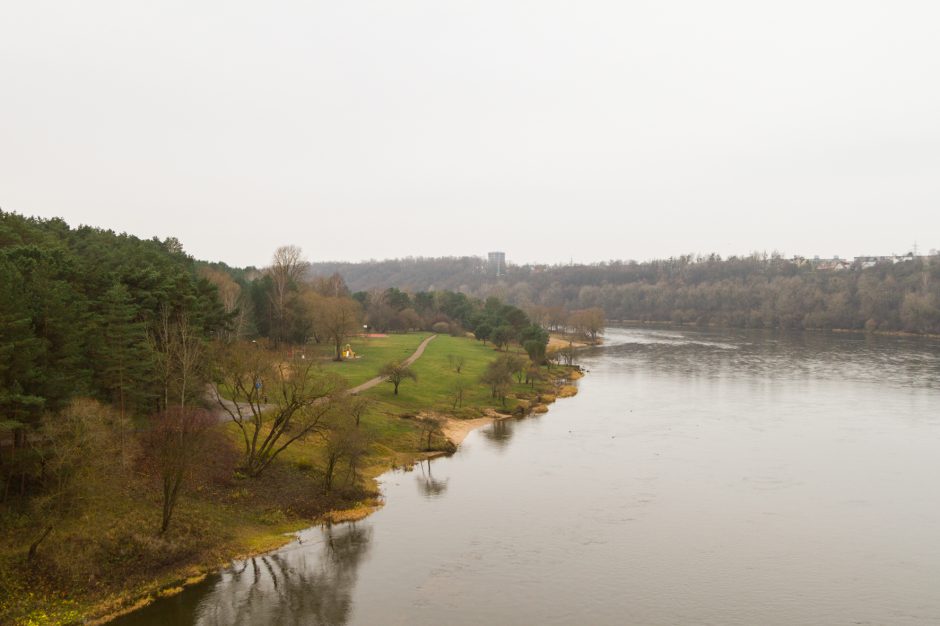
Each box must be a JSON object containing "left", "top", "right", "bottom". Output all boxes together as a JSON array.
[{"left": 116, "top": 327, "right": 940, "bottom": 625}]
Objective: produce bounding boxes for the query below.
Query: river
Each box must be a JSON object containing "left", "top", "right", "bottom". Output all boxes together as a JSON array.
[{"left": 113, "top": 326, "right": 940, "bottom": 625}]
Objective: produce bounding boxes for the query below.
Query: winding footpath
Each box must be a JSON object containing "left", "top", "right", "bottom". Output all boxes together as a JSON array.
[
  {"left": 214, "top": 334, "right": 438, "bottom": 421},
  {"left": 347, "top": 334, "right": 437, "bottom": 395}
]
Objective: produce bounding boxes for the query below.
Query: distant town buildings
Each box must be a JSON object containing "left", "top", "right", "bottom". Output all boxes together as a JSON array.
[
  {"left": 488, "top": 251, "right": 506, "bottom": 276},
  {"left": 789, "top": 251, "right": 930, "bottom": 271},
  {"left": 487, "top": 250, "right": 935, "bottom": 276}
]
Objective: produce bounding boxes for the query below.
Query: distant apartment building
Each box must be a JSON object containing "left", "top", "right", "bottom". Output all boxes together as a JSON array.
[
  {"left": 488, "top": 251, "right": 506, "bottom": 276},
  {"left": 853, "top": 253, "right": 917, "bottom": 268}
]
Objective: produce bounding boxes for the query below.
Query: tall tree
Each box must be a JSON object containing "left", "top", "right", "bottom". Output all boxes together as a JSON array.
[
  {"left": 198, "top": 266, "right": 245, "bottom": 340},
  {"left": 480, "top": 357, "right": 513, "bottom": 402},
  {"left": 313, "top": 272, "right": 350, "bottom": 298},
  {"left": 150, "top": 306, "right": 207, "bottom": 411},
  {"left": 318, "top": 297, "right": 362, "bottom": 361},
  {"left": 267, "top": 245, "right": 308, "bottom": 344},
  {"left": 416, "top": 415, "right": 445, "bottom": 451},
  {"left": 321, "top": 418, "right": 370, "bottom": 492},
  {"left": 145, "top": 406, "right": 214, "bottom": 533},
  {"left": 96, "top": 283, "right": 152, "bottom": 420},
  {"left": 490, "top": 325, "right": 514, "bottom": 351},
  {"left": 0, "top": 259, "right": 44, "bottom": 449},
  {"left": 214, "top": 343, "right": 345, "bottom": 477},
  {"left": 570, "top": 307, "right": 606, "bottom": 343}
]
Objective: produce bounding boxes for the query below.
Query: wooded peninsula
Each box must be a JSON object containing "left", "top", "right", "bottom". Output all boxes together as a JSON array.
[{"left": 0, "top": 212, "right": 588, "bottom": 624}]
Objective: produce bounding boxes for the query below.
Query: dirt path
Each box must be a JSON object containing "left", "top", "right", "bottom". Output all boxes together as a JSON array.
[
  {"left": 347, "top": 334, "right": 437, "bottom": 395},
  {"left": 211, "top": 392, "right": 272, "bottom": 423},
  {"left": 212, "top": 334, "right": 438, "bottom": 421}
]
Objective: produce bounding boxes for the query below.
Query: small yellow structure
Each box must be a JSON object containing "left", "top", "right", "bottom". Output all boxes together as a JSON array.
[{"left": 343, "top": 344, "right": 356, "bottom": 359}]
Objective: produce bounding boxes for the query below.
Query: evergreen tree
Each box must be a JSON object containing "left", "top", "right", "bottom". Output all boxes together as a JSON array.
[
  {"left": 95, "top": 282, "right": 154, "bottom": 419},
  {"left": 0, "top": 259, "right": 45, "bottom": 441}
]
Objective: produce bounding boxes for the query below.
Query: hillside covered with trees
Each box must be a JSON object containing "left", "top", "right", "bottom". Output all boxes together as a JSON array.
[
  {"left": 0, "top": 211, "right": 230, "bottom": 441},
  {"left": 310, "top": 253, "right": 940, "bottom": 334},
  {"left": 0, "top": 212, "right": 580, "bottom": 624}
]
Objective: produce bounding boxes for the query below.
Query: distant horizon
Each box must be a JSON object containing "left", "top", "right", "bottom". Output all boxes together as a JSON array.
[
  {"left": 4, "top": 207, "right": 934, "bottom": 271},
  {"left": 3, "top": 1, "right": 938, "bottom": 274}
]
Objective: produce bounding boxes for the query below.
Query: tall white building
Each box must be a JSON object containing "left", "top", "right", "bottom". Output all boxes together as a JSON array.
[{"left": 488, "top": 251, "right": 506, "bottom": 276}]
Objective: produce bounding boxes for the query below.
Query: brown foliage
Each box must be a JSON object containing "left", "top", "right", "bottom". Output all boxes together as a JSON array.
[
  {"left": 317, "top": 297, "right": 363, "bottom": 361},
  {"left": 143, "top": 407, "right": 215, "bottom": 533}
]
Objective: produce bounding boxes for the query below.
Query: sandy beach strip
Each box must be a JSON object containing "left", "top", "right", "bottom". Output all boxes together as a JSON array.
[{"left": 440, "top": 417, "right": 495, "bottom": 446}]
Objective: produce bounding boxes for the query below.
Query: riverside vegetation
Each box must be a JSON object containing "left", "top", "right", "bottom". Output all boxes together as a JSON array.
[{"left": 0, "top": 212, "right": 590, "bottom": 625}]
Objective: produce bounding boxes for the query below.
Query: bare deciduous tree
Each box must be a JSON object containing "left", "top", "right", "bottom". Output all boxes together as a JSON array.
[
  {"left": 416, "top": 415, "right": 445, "bottom": 451},
  {"left": 37, "top": 399, "right": 130, "bottom": 513},
  {"left": 199, "top": 267, "right": 248, "bottom": 340},
  {"left": 569, "top": 307, "right": 606, "bottom": 343},
  {"left": 317, "top": 297, "right": 362, "bottom": 361},
  {"left": 214, "top": 343, "right": 345, "bottom": 477},
  {"left": 321, "top": 418, "right": 370, "bottom": 492},
  {"left": 525, "top": 362, "right": 545, "bottom": 387},
  {"left": 297, "top": 289, "right": 326, "bottom": 344},
  {"left": 21, "top": 400, "right": 133, "bottom": 560},
  {"left": 145, "top": 406, "right": 215, "bottom": 533},
  {"left": 480, "top": 356, "right": 514, "bottom": 406},
  {"left": 268, "top": 245, "right": 309, "bottom": 344},
  {"left": 347, "top": 396, "right": 371, "bottom": 427},
  {"left": 379, "top": 361, "right": 417, "bottom": 395},
  {"left": 452, "top": 376, "right": 468, "bottom": 409},
  {"left": 151, "top": 306, "right": 206, "bottom": 411},
  {"left": 447, "top": 354, "right": 465, "bottom": 374}
]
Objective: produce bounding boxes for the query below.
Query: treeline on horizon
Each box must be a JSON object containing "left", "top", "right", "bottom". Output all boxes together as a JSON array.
[{"left": 308, "top": 252, "right": 940, "bottom": 334}]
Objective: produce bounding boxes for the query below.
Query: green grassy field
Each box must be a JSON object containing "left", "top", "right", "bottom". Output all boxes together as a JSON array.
[
  {"left": 360, "top": 333, "right": 518, "bottom": 414},
  {"left": 279, "top": 332, "right": 528, "bottom": 476},
  {"left": 317, "top": 333, "right": 430, "bottom": 387}
]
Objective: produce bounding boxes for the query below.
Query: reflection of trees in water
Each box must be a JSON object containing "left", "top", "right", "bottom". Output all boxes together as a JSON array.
[
  {"left": 416, "top": 459, "right": 448, "bottom": 497},
  {"left": 194, "top": 522, "right": 373, "bottom": 626},
  {"left": 481, "top": 418, "right": 514, "bottom": 448}
]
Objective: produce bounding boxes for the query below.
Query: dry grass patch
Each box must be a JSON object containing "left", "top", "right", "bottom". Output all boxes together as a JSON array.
[{"left": 558, "top": 385, "right": 579, "bottom": 398}]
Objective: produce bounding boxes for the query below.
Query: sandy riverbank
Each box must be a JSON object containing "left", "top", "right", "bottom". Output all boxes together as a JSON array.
[
  {"left": 440, "top": 416, "right": 496, "bottom": 445},
  {"left": 548, "top": 335, "right": 590, "bottom": 350}
]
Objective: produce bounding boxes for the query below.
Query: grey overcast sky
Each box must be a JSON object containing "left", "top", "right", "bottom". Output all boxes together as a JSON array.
[{"left": 2, "top": 1, "right": 938, "bottom": 268}]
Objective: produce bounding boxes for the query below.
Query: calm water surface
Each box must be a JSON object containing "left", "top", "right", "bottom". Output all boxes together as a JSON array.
[{"left": 116, "top": 327, "right": 940, "bottom": 625}]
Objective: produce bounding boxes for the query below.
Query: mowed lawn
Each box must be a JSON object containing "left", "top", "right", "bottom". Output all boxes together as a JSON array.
[
  {"left": 319, "top": 333, "right": 431, "bottom": 387},
  {"left": 360, "top": 333, "right": 515, "bottom": 415},
  {"left": 281, "top": 333, "right": 528, "bottom": 473}
]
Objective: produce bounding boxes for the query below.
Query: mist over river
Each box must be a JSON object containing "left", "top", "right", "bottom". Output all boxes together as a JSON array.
[{"left": 114, "top": 327, "right": 940, "bottom": 625}]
